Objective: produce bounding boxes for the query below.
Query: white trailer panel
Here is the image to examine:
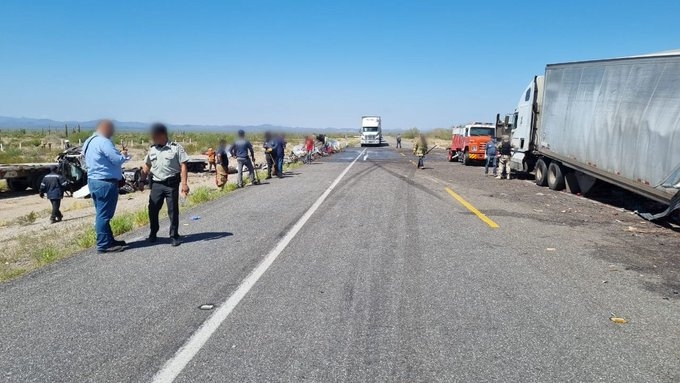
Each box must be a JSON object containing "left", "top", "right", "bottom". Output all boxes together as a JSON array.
[{"left": 539, "top": 53, "right": 680, "bottom": 194}]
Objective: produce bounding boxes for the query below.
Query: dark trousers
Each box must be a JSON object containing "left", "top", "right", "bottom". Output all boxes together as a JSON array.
[
  {"left": 50, "top": 199, "right": 62, "bottom": 220},
  {"left": 396, "top": 140, "right": 402, "bottom": 148},
  {"left": 149, "top": 179, "right": 180, "bottom": 239},
  {"left": 417, "top": 156, "right": 424, "bottom": 168},
  {"left": 266, "top": 153, "right": 276, "bottom": 177}
]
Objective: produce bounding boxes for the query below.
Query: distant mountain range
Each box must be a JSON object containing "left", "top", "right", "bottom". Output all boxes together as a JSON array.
[{"left": 0, "top": 116, "right": 348, "bottom": 133}]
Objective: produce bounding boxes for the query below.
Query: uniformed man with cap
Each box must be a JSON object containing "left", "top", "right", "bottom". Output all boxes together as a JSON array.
[
  {"left": 142, "top": 123, "right": 190, "bottom": 246},
  {"left": 496, "top": 135, "right": 514, "bottom": 180}
]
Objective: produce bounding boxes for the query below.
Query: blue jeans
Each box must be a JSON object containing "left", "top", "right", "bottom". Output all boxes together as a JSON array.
[
  {"left": 88, "top": 179, "right": 119, "bottom": 250},
  {"left": 276, "top": 156, "right": 284, "bottom": 175},
  {"left": 485, "top": 155, "right": 497, "bottom": 175}
]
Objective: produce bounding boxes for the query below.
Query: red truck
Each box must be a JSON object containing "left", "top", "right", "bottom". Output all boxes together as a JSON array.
[{"left": 447, "top": 122, "right": 496, "bottom": 165}]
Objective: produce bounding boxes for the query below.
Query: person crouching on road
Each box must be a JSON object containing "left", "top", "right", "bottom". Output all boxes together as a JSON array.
[
  {"left": 413, "top": 134, "right": 428, "bottom": 169},
  {"left": 39, "top": 165, "right": 69, "bottom": 223},
  {"left": 216, "top": 139, "right": 229, "bottom": 189},
  {"left": 230, "top": 129, "right": 259, "bottom": 187},
  {"left": 83, "top": 120, "right": 129, "bottom": 253},
  {"left": 263, "top": 132, "right": 278, "bottom": 179},
  {"left": 496, "top": 135, "right": 514, "bottom": 180},
  {"left": 142, "top": 123, "right": 190, "bottom": 247},
  {"left": 485, "top": 137, "right": 498, "bottom": 176}
]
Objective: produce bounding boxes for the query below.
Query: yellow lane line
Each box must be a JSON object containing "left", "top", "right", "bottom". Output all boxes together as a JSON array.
[{"left": 445, "top": 187, "right": 499, "bottom": 228}]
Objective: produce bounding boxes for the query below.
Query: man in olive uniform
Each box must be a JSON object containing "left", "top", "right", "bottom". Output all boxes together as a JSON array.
[
  {"left": 496, "top": 135, "right": 514, "bottom": 180},
  {"left": 142, "top": 123, "right": 190, "bottom": 246}
]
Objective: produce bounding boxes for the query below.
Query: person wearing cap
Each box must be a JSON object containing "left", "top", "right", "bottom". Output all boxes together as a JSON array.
[
  {"left": 39, "top": 165, "right": 69, "bottom": 223},
  {"left": 215, "top": 139, "right": 229, "bottom": 188},
  {"left": 82, "top": 119, "right": 128, "bottom": 253},
  {"left": 142, "top": 123, "right": 190, "bottom": 246},
  {"left": 496, "top": 135, "right": 514, "bottom": 180},
  {"left": 229, "top": 129, "right": 259, "bottom": 187}
]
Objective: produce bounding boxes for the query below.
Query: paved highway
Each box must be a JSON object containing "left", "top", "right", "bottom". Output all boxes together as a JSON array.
[{"left": 1, "top": 145, "right": 679, "bottom": 382}]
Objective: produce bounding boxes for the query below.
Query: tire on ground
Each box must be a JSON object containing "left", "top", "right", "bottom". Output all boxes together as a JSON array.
[
  {"left": 547, "top": 161, "right": 566, "bottom": 191},
  {"left": 535, "top": 158, "right": 548, "bottom": 187},
  {"left": 463, "top": 151, "right": 470, "bottom": 166}
]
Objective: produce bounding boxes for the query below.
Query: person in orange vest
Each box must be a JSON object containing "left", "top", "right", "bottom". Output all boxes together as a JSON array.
[{"left": 205, "top": 147, "right": 216, "bottom": 172}]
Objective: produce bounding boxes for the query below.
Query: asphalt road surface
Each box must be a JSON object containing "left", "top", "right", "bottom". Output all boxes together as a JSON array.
[{"left": 1, "top": 145, "right": 679, "bottom": 382}]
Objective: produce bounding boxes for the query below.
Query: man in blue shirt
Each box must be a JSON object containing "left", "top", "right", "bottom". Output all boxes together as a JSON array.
[
  {"left": 229, "top": 130, "right": 259, "bottom": 187},
  {"left": 485, "top": 138, "right": 498, "bottom": 176},
  {"left": 82, "top": 120, "right": 128, "bottom": 253},
  {"left": 274, "top": 133, "right": 286, "bottom": 178}
]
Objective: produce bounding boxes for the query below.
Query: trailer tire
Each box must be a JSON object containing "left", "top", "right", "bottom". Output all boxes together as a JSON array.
[
  {"left": 547, "top": 162, "right": 566, "bottom": 191},
  {"left": 7, "top": 179, "right": 28, "bottom": 192},
  {"left": 535, "top": 159, "right": 548, "bottom": 187},
  {"left": 31, "top": 174, "right": 46, "bottom": 191}
]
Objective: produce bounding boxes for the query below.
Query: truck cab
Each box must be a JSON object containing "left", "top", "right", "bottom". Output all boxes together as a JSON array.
[
  {"left": 360, "top": 116, "right": 382, "bottom": 146},
  {"left": 448, "top": 122, "right": 496, "bottom": 165},
  {"left": 508, "top": 75, "right": 544, "bottom": 172}
]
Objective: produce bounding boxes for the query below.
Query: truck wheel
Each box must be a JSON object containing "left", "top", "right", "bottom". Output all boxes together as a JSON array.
[
  {"left": 447, "top": 150, "right": 453, "bottom": 162},
  {"left": 535, "top": 159, "right": 548, "bottom": 187},
  {"left": 31, "top": 174, "right": 46, "bottom": 191},
  {"left": 547, "top": 162, "right": 566, "bottom": 191},
  {"left": 7, "top": 179, "right": 28, "bottom": 192},
  {"left": 463, "top": 152, "right": 470, "bottom": 166}
]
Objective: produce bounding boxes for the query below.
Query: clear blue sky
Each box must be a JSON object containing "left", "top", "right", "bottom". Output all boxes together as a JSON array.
[{"left": 1, "top": 0, "right": 679, "bottom": 130}]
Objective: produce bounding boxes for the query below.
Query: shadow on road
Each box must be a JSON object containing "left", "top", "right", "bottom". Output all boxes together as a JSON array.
[{"left": 126, "top": 231, "right": 233, "bottom": 250}]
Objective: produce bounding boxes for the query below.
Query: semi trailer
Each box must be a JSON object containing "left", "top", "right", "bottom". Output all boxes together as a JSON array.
[
  {"left": 506, "top": 50, "right": 680, "bottom": 218},
  {"left": 360, "top": 116, "right": 382, "bottom": 146}
]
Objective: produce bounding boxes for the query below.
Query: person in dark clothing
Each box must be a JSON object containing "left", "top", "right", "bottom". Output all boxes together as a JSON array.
[
  {"left": 39, "top": 166, "right": 69, "bottom": 223},
  {"left": 274, "top": 133, "right": 286, "bottom": 177},
  {"left": 230, "top": 130, "right": 259, "bottom": 187},
  {"left": 263, "top": 132, "right": 278, "bottom": 179},
  {"left": 396, "top": 134, "right": 402, "bottom": 148},
  {"left": 496, "top": 135, "right": 514, "bottom": 180}
]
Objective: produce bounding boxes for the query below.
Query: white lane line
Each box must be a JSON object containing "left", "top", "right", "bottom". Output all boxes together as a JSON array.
[{"left": 151, "top": 148, "right": 368, "bottom": 383}]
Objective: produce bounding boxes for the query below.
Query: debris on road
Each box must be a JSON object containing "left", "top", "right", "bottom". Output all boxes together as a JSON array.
[{"left": 609, "top": 316, "right": 628, "bottom": 324}]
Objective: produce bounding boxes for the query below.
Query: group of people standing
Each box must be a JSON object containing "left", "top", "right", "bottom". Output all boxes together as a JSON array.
[
  {"left": 484, "top": 135, "right": 514, "bottom": 179},
  {"left": 211, "top": 129, "right": 287, "bottom": 188},
  {"left": 81, "top": 120, "right": 189, "bottom": 253}
]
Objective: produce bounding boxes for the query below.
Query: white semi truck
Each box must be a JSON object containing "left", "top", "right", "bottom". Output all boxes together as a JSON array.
[
  {"left": 506, "top": 51, "right": 680, "bottom": 219},
  {"left": 360, "top": 116, "right": 382, "bottom": 146}
]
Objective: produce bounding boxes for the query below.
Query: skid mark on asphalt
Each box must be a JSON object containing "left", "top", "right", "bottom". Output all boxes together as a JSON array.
[
  {"left": 151, "top": 149, "right": 367, "bottom": 383},
  {"left": 445, "top": 187, "right": 499, "bottom": 228}
]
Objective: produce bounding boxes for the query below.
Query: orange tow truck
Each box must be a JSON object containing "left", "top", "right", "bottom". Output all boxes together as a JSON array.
[{"left": 447, "top": 122, "right": 496, "bottom": 165}]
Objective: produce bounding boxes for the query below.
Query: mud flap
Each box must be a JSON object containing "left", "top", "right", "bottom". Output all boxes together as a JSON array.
[{"left": 638, "top": 190, "right": 680, "bottom": 221}]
